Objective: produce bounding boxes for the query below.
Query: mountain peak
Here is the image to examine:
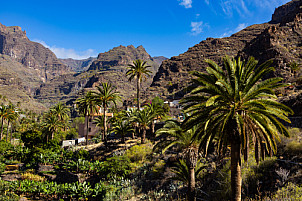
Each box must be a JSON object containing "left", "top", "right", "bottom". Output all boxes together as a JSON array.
[{"left": 270, "top": 0, "right": 302, "bottom": 24}]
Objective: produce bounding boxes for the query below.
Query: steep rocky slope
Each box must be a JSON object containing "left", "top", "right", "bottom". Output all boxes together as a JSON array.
[
  {"left": 150, "top": 0, "right": 302, "bottom": 101},
  {"left": 59, "top": 57, "right": 97, "bottom": 72},
  {"left": 0, "top": 23, "right": 70, "bottom": 82},
  {"left": 34, "top": 45, "right": 161, "bottom": 106},
  {"left": 0, "top": 23, "right": 71, "bottom": 111}
]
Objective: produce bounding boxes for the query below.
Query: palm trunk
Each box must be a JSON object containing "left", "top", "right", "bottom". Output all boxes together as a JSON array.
[
  {"left": 6, "top": 120, "right": 10, "bottom": 142},
  {"left": 0, "top": 117, "right": 4, "bottom": 140},
  {"left": 186, "top": 149, "right": 197, "bottom": 201},
  {"left": 46, "top": 132, "right": 49, "bottom": 143},
  {"left": 121, "top": 134, "right": 125, "bottom": 143},
  {"left": 103, "top": 105, "right": 107, "bottom": 142},
  {"left": 141, "top": 128, "right": 146, "bottom": 144},
  {"left": 86, "top": 115, "right": 89, "bottom": 145},
  {"left": 188, "top": 167, "right": 196, "bottom": 201},
  {"left": 151, "top": 121, "right": 155, "bottom": 140},
  {"left": 137, "top": 79, "right": 140, "bottom": 111},
  {"left": 231, "top": 139, "right": 242, "bottom": 201},
  {"left": 10, "top": 123, "right": 13, "bottom": 143}
]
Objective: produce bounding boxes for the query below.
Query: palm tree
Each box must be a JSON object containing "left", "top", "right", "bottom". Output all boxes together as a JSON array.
[
  {"left": 0, "top": 104, "right": 7, "bottom": 140},
  {"left": 132, "top": 109, "right": 153, "bottom": 144},
  {"left": 93, "top": 82, "right": 120, "bottom": 142},
  {"left": 50, "top": 102, "right": 70, "bottom": 131},
  {"left": 154, "top": 120, "right": 200, "bottom": 201},
  {"left": 93, "top": 115, "right": 105, "bottom": 137},
  {"left": 126, "top": 59, "right": 152, "bottom": 110},
  {"left": 76, "top": 91, "right": 98, "bottom": 145},
  {"left": 171, "top": 158, "right": 206, "bottom": 199},
  {"left": 43, "top": 112, "right": 62, "bottom": 143},
  {"left": 181, "top": 56, "right": 293, "bottom": 201},
  {"left": 111, "top": 117, "right": 134, "bottom": 143},
  {"left": 5, "top": 103, "right": 18, "bottom": 142},
  {"left": 124, "top": 108, "right": 138, "bottom": 139},
  {"left": 144, "top": 97, "right": 167, "bottom": 137}
]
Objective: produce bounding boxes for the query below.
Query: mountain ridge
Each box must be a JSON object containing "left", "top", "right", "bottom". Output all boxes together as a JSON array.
[{"left": 149, "top": 0, "right": 302, "bottom": 103}]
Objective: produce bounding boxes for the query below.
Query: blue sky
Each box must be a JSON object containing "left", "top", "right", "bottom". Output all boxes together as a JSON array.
[{"left": 0, "top": 0, "right": 290, "bottom": 59}]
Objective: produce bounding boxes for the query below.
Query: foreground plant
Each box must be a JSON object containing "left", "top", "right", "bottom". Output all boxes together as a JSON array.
[{"left": 182, "top": 56, "right": 293, "bottom": 201}]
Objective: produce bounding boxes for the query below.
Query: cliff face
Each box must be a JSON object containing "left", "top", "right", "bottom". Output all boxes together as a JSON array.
[
  {"left": 0, "top": 23, "right": 71, "bottom": 112},
  {"left": 59, "top": 57, "right": 97, "bottom": 72},
  {"left": 88, "top": 45, "right": 153, "bottom": 71},
  {"left": 0, "top": 23, "right": 70, "bottom": 82},
  {"left": 34, "top": 45, "right": 161, "bottom": 106},
  {"left": 150, "top": 0, "right": 302, "bottom": 99}
]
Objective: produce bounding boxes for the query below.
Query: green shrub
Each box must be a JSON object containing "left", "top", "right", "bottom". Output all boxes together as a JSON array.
[
  {"left": 21, "top": 172, "right": 45, "bottom": 182},
  {"left": 285, "top": 140, "right": 302, "bottom": 156},
  {"left": 288, "top": 128, "right": 301, "bottom": 138},
  {"left": 75, "top": 149, "right": 90, "bottom": 160},
  {"left": 0, "top": 163, "right": 5, "bottom": 174},
  {"left": 101, "top": 155, "right": 132, "bottom": 179},
  {"left": 151, "top": 159, "right": 165, "bottom": 178},
  {"left": 272, "top": 182, "right": 302, "bottom": 200},
  {"left": 125, "top": 143, "right": 152, "bottom": 163}
]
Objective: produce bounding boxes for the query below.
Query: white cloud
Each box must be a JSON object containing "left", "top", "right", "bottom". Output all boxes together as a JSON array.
[
  {"left": 204, "top": 0, "right": 210, "bottom": 5},
  {"left": 178, "top": 0, "right": 192, "bottom": 8},
  {"left": 220, "top": 23, "right": 248, "bottom": 37},
  {"left": 191, "top": 21, "right": 204, "bottom": 35},
  {"left": 248, "top": 0, "right": 290, "bottom": 9},
  {"left": 234, "top": 23, "right": 247, "bottom": 32},
  {"left": 219, "top": 0, "right": 290, "bottom": 17},
  {"left": 33, "top": 39, "right": 97, "bottom": 60}
]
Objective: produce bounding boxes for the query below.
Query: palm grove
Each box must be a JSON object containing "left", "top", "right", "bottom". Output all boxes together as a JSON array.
[{"left": 0, "top": 57, "right": 297, "bottom": 201}]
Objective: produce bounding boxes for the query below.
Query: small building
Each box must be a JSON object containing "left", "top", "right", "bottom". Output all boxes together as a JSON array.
[{"left": 78, "top": 107, "right": 114, "bottom": 140}]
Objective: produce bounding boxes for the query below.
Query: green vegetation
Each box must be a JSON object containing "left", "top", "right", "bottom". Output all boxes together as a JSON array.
[
  {"left": 0, "top": 57, "right": 300, "bottom": 201},
  {"left": 181, "top": 56, "right": 293, "bottom": 201}
]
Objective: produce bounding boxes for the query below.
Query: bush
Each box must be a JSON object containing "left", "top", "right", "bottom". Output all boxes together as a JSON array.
[
  {"left": 151, "top": 159, "right": 165, "bottom": 178},
  {"left": 272, "top": 182, "right": 302, "bottom": 200},
  {"left": 285, "top": 140, "right": 302, "bottom": 156},
  {"left": 21, "top": 172, "right": 45, "bottom": 182},
  {"left": 101, "top": 155, "right": 132, "bottom": 179},
  {"left": 0, "top": 163, "right": 5, "bottom": 175},
  {"left": 125, "top": 143, "right": 153, "bottom": 163}
]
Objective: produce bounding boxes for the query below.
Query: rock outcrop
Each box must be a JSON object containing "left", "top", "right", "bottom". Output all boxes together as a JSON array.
[
  {"left": 150, "top": 0, "right": 302, "bottom": 99},
  {"left": 88, "top": 45, "right": 152, "bottom": 71},
  {"left": 0, "top": 23, "right": 70, "bottom": 82},
  {"left": 34, "top": 45, "right": 161, "bottom": 106},
  {"left": 59, "top": 57, "right": 97, "bottom": 72}
]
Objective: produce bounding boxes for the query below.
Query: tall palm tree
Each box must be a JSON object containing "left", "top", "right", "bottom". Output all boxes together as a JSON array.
[
  {"left": 132, "top": 109, "right": 153, "bottom": 144},
  {"left": 76, "top": 91, "right": 98, "bottom": 145},
  {"left": 126, "top": 59, "right": 152, "bottom": 110},
  {"left": 181, "top": 56, "right": 293, "bottom": 201},
  {"left": 93, "top": 82, "right": 120, "bottom": 142},
  {"left": 154, "top": 120, "right": 200, "bottom": 201}
]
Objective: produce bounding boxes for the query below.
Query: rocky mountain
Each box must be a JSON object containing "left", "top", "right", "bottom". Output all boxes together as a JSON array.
[
  {"left": 0, "top": 23, "right": 72, "bottom": 112},
  {"left": 0, "top": 23, "right": 70, "bottom": 82},
  {"left": 59, "top": 57, "right": 97, "bottom": 72},
  {"left": 34, "top": 45, "right": 161, "bottom": 107},
  {"left": 152, "top": 56, "right": 168, "bottom": 66},
  {"left": 150, "top": 0, "right": 302, "bottom": 104}
]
